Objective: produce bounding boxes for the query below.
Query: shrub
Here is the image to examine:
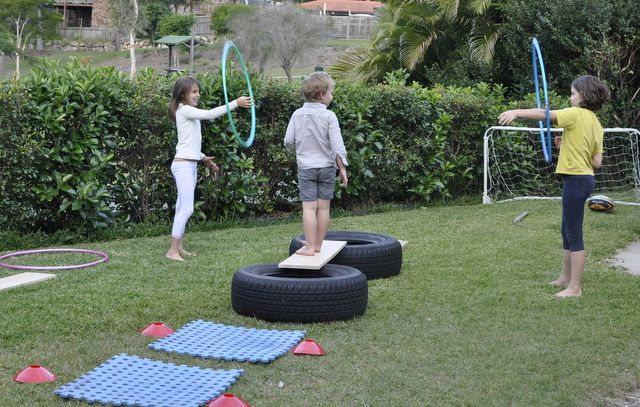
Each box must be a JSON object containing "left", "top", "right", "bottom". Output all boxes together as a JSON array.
[
  {"left": 2, "top": 62, "right": 532, "bottom": 237},
  {"left": 139, "top": 2, "right": 172, "bottom": 43},
  {"left": 21, "top": 59, "right": 131, "bottom": 232},
  {"left": 0, "top": 81, "right": 39, "bottom": 230},
  {"left": 428, "top": 83, "right": 508, "bottom": 194},
  {"left": 159, "top": 13, "right": 195, "bottom": 37},
  {"left": 494, "top": 0, "right": 639, "bottom": 128},
  {"left": 211, "top": 4, "right": 252, "bottom": 36},
  {"left": 114, "top": 68, "right": 175, "bottom": 223}
]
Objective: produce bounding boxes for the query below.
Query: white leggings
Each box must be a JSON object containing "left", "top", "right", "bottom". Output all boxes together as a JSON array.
[{"left": 170, "top": 161, "right": 197, "bottom": 239}]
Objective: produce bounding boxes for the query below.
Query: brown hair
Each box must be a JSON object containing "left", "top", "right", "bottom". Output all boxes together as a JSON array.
[
  {"left": 571, "top": 75, "right": 610, "bottom": 111},
  {"left": 301, "top": 72, "right": 334, "bottom": 102},
  {"left": 168, "top": 76, "right": 201, "bottom": 122}
]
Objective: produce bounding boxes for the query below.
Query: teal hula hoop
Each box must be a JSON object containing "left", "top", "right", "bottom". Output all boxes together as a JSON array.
[
  {"left": 221, "top": 40, "right": 256, "bottom": 148},
  {"left": 532, "top": 38, "right": 552, "bottom": 162}
]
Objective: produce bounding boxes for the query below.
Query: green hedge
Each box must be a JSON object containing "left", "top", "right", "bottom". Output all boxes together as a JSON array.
[{"left": 0, "top": 60, "right": 516, "bottom": 236}]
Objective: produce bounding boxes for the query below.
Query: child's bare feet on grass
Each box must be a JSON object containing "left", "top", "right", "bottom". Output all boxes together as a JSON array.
[
  {"left": 555, "top": 288, "right": 582, "bottom": 298},
  {"left": 166, "top": 251, "right": 185, "bottom": 261},
  {"left": 179, "top": 249, "right": 196, "bottom": 257},
  {"left": 296, "top": 246, "right": 316, "bottom": 256},
  {"left": 549, "top": 279, "right": 568, "bottom": 288}
]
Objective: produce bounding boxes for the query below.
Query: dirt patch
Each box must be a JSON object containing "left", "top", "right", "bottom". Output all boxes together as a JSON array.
[
  {"left": 606, "top": 241, "right": 640, "bottom": 276},
  {"left": 604, "top": 242, "right": 640, "bottom": 407},
  {"left": 96, "top": 44, "right": 352, "bottom": 77},
  {"left": 608, "top": 392, "right": 640, "bottom": 407}
]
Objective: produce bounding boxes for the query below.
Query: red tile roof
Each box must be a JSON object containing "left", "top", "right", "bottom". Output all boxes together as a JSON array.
[{"left": 300, "top": 0, "right": 383, "bottom": 15}]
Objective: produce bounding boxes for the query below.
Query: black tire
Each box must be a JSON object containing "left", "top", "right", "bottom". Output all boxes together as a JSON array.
[
  {"left": 231, "top": 263, "right": 368, "bottom": 323},
  {"left": 289, "top": 231, "right": 402, "bottom": 280}
]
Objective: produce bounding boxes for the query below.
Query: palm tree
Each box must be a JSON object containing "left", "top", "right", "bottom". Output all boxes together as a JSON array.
[{"left": 330, "top": 0, "right": 503, "bottom": 83}]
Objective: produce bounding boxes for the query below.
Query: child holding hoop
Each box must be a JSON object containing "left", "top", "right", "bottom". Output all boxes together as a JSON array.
[
  {"left": 498, "top": 75, "right": 610, "bottom": 297},
  {"left": 167, "top": 76, "right": 252, "bottom": 261},
  {"left": 284, "top": 72, "right": 348, "bottom": 256}
]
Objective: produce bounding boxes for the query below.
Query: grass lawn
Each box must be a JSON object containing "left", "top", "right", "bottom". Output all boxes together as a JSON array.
[
  {"left": 326, "top": 38, "right": 371, "bottom": 48},
  {"left": 1, "top": 200, "right": 639, "bottom": 406}
]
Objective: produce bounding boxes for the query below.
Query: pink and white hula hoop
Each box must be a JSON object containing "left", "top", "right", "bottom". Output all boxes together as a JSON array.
[{"left": 0, "top": 248, "right": 109, "bottom": 271}]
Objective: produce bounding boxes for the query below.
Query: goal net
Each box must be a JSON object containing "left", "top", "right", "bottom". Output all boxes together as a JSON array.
[{"left": 483, "top": 126, "right": 640, "bottom": 205}]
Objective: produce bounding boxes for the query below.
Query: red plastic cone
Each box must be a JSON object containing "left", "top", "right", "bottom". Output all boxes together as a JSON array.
[
  {"left": 140, "top": 322, "right": 174, "bottom": 338},
  {"left": 293, "top": 339, "right": 326, "bottom": 356},
  {"left": 14, "top": 365, "right": 57, "bottom": 383},
  {"left": 208, "top": 393, "right": 251, "bottom": 407}
]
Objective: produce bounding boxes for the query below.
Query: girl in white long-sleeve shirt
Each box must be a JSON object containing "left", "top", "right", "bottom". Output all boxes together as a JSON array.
[{"left": 167, "top": 76, "right": 252, "bottom": 261}]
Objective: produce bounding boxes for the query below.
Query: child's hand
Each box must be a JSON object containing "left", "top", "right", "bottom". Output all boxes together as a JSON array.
[
  {"left": 554, "top": 135, "right": 562, "bottom": 147},
  {"left": 235, "top": 96, "right": 253, "bottom": 108},
  {"left": 339, "top": 168, "right": 348, "bottom": 187},
  {"left": 202, "top": 156, "right": 219, "bottom": 172},
  {"left": 498, "top": 110, "right": 517, "bottom": 125}
]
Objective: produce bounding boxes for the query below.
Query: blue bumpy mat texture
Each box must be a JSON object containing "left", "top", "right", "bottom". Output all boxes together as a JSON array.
[
  {"left": 54, "top": 353, "right": 244, "bottom": 407},
  {"left": 149, "top": 319, "right": 306, "bottom": 363}
]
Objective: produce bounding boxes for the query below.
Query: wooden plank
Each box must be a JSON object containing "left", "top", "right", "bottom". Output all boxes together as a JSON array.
[
  {"left": 0, "top": 272, "right": 56, "bottom": 291},
  {"left": 278, "top": 240, "right": 347, "bottom": 270},
  {"left": 398, "top": 240, "right": 408, "bottom": 248}
]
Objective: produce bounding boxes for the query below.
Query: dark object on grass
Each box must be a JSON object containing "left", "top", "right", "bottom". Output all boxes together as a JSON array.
[
  {"left": 231, "top": 263, "right": 367, "bottom": 323},
  {"left": 587, "top": 195, "right": 614, "bottom": 213}
]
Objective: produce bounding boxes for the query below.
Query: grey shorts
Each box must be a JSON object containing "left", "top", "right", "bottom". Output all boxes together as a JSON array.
[{"left": 298, "top": 167, "right": 336, "bottom": 202}]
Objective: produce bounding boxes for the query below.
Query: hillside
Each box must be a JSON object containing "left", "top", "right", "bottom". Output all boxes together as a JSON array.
[{"left": 0, "top": 39, "right": 368, "bottom": 79}]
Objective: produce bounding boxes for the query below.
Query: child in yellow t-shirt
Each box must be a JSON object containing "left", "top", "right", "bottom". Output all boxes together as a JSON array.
[{"left": 498, "top": 75, "right": 610, "bottom": 297}]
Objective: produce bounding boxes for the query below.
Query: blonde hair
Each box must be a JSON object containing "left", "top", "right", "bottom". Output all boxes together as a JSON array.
[{"left": 301, "top": 72, "right": 334, "bottom": 102}]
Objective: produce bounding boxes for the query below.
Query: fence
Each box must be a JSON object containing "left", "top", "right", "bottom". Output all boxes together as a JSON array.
[
  {"left": 189, "top": 14, "right": 377, "bottom": 39},
  {"left": 55, "top": 13, "right": 376, "bottom": 43},
  {"left": 55, "top": 0, "right": 94, "bottom": 4},
  {"left": 327, "top": 15, "right": 377, "bottom": 39},
  {"left": 58, "top": 27, "right": 116, "bottom": 42},
  {"left": 191, "top": 15, "right": 211, "bottom": 36}
]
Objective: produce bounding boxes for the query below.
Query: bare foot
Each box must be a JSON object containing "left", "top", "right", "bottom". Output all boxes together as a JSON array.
[
  {"left": 166, "top": 251, "right": 185, "bottom": 262},
  {"left": 179, "top": 249, "right": 196, "bottom": 257},
  {"left": 549, "top": 279, "right": 568, "bottom": 288},
  {"left": 554, "top": 288, "right": 582, "bottom": 298},
  {"left": 301, "top": 240, "right": 321, "bottom": 252},
  {"left": 296, "top": 246, "right": 316, "bottom": 256}
]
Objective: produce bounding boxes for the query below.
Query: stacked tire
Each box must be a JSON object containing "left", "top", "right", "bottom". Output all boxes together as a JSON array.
[
  {"left": 288, "top": 231, "right": 402, "bottom": 280},
  {"left": 231, "top": 231, "right": 402, "bottom": 323},
  {"left": 231, "top": 264, "right": 367, "bottom": 323}
]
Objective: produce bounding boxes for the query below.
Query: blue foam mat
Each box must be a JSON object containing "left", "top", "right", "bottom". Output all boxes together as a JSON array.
[
  {"left": 54, "top": 353, "right": 243, "bottom": 407},
  {"left": 149, "top": 320, "right": 306, "bottom": 363}
]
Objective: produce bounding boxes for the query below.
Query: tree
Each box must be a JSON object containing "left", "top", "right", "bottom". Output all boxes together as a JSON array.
[
  {"left": 211, "top": 4, "right": 251, "bottom": 36},
  {"left": 330, "top": 0, "right": 503, "bottom": 84},
  {"left": 129, "top": 0, "right": 139, "bottom": 79},
  {"left": 109, "top": 0, "right": 139, "bottom": 79},
  {"left": 139, "top": 2, "right": 172, "bottom": 55},
  {"left": 0, "top": 0, "right": 60, "bottom": 79},
  {"left": 158, "top": 13, "right": 194, "bottom": 36},
  {"left": 494, "top": 0, "right": 640, "bottom": 127},
  {"left": 228, "top": 4, "right": 330, "bottom": 81},
  {"left": 164, "top": 0, "right": 189, "bottom": 13},
  {"left": 0, "top": 32, "right": 15, "bottom": 76}
]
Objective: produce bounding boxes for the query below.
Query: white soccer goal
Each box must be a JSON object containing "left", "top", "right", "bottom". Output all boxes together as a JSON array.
[{"left": 483, "top": 126, "right": 640, "bottom": 205}]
